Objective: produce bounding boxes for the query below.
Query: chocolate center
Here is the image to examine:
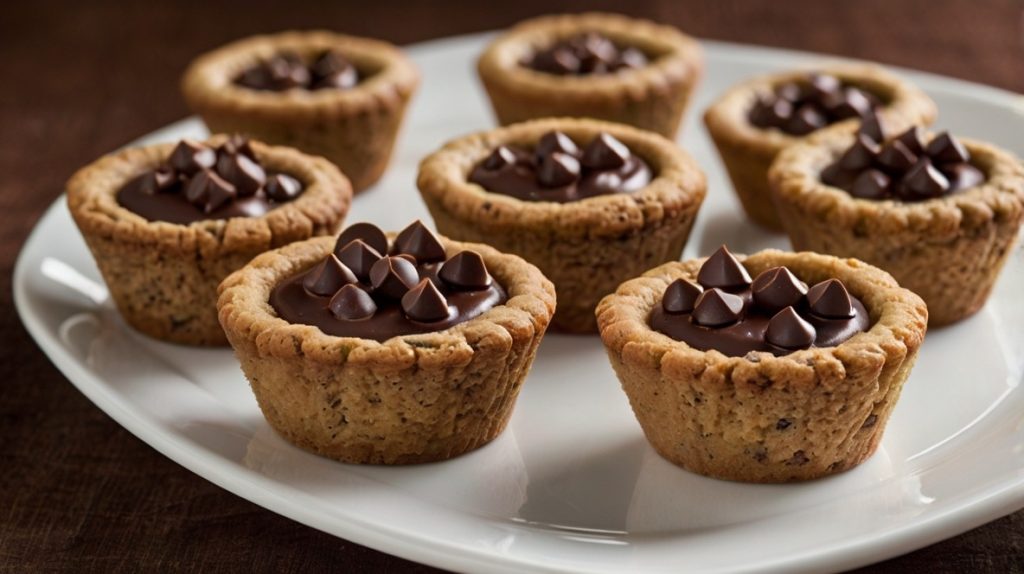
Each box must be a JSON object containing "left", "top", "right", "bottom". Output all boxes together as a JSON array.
[
  {"left": 116, "top": 136, "right": 305, "bottom": 224},
  {"left": 748, "top": 73, "right": 881, "bottom": 136},
  {"left": 468, "top": 130, "right": 653, "bottom": 202},
  {"left": 821, "top": 117, "right": 986, "bottom": 201},
  {"left": 270, "top": 221, "right": 508, "bottom": 341},
  {"left": 526, "top": 32, "right": 648, "bottom": 76},
  {"left": 649, "top": 246, "right": 871, "bottom": 357},
  {"left": 235, "top": 50, "right": 360, "bottom": 91}
]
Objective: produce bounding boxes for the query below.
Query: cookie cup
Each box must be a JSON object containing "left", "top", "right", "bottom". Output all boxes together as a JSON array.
[
  {"left": 478, "top": 12, "right": 703, "bottom": 138},
  {"left": 596, "top": 250, "right": 927, "bottom": 482},
  {"left": 217, "top": 235, "right": 555, "bottom": 464},
  {"left": 182, "top": 30, "right": 419, "bottom": 192},
  {"left": 769, "top": 129, "right": 1024, "bottom": 327},
  {"left": 417, "top": 117, "right": 707, "bottom": 333},
  {"left": 704, "top": 64, "right": 936, "bottom": 230},
  {"left": 67, "top": 136, "right": 351, "bottom": 346}
]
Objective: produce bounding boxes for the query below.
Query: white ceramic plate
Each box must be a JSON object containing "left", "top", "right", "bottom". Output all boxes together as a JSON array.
[{"left": 14, "top": 33, "right": 1024, "bottom": 573}]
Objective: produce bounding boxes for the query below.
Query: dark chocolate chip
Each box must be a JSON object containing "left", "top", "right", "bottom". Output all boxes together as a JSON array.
[
  {"left": 264, "top": 173, "right": 302, "bottom": 202},
  {"left": 302, "top": 254, "right": 358, "bottom": 297},
  {"left": 532, "top": 49, "right": 581, "bottom": 75},
  {"left": 336, "top": 222, "right": 389, "bottom": 257},
  {"left": 581, "top": 133, "right": 630, "bottom": 170},
  {"left": 267, "top": 53, "right": 311, "bottom": 88},
  {"left": 536, "top": 131, "right": 580, "bottom": 159},
  {"left": 900, "top": 157, "right": 950, "bottom": 200},
  {"left": 617, "top": 47, "right": 647, "bottom": 69},
  {"left": 329, "top": 284, "right": 377, "bottom": 320},
  {"left": 483, "top": 146, "right": 519, "bottom": 171},
  {"left": 751, "top": 267, "right": 808, "bottom": 313},
  {"left": 807, "top": 279, "right": 855, "bottom": 319},
  {"left": 401, "top": 278, "right": 451, "bottom": 322},
  {"left": 218, "top": 135, "right": 256, "bottom": 160},
  {"left": 776, "top": 418, "right": 793, "bottom": 430},
  {"left": 696, "top": 246, "right": 752, "bottom": 290},
  {"left": 334, "top": 239, "right": 383, "bottom": 281},
  {"left": 838, "top": 134, "right": 881, "bottom": 171},
  {"left": 786, "top": 104, "right": 827, "bottom": 136},
  {"left": 776, "top": 83, "right": 804, "bottom": 103},
  {"left": 369, "top": 256, "right": 420, "bottom": 300},
  {"left": 894, "top": 126, "right": 926, "bottom": 156},
  {"left": 691, "top": 288, "right": 744, "bottom": 327},
  {"left": 926, "top": 132, "right": 970, "bottom": 164},
  {"left": 662, "top": 278, "right": 703, "bottom": 314},
  {"left": 216, "top": 152, "right": 266, "bottom": 197},
  {"left": 538, "top": 151, "right": 581, "bottom": 188},
  {"left": 312, "top": 67, "right": 358, "bottom": 90},
  {"left": 311, "top": 50, "right": 351, "bottom": 78},
  {"left": 766, "top": 307, "right": 817, "bottom": 350},
  {"left": 942, "top": 162, "right": 985, "bottom": 191},
  {"left": 184, "top": 169, "right": 236, "bottom": 213},
  {"left": 808, "top": 73, "right": 841, "bottom": 98},
  {"left": 833, "top": 87, "right": 873, "bottom": 120},
  {"left": 876, "top": 139, "right": 917, "bottom": 172},
  {"left": 169, "top": 139, "right": 216, "bottom": 176},
  {"left": 439, "top": 251, "right": 492, "bottom": 291},
  {"left": 392, "top": 220, "right": 447, "bottom": 263},
  {"left": 857, "top": 111, "right": 885, "bottom": 143},
  {"left": 850, "top": 169, "right": 891, "bottom": 200}
]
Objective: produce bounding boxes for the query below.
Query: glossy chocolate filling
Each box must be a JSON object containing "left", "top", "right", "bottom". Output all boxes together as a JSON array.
[
  {"left": 649, "top": 247, "right": 871, "bottom": 357},
  {"left": 748, "top": 73, "right": 881, "bottom": 136},
  {"left": 116, "top": 137, "right": 304, "bottom": 225},
  {"left": 468, "top": 131, "right": 653, "bottom": 203},
  {"left": 270, "top": 221, "right": 508, "bottom": 341},
  {"left": 525, "top": 32, "right": 649, "bottom": 76},
  {"left": 234, "top": 50, "right": 360, "bottom": 91}
]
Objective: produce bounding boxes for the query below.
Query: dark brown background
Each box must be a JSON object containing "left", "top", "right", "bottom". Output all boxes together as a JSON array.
[{"left": 3, "top": 1, "right": 1023, "bottom": 572}]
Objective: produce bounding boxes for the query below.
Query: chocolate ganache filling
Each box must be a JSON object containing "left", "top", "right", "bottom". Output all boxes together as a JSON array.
[
  {"left": 526, "top": 32, "right": 648, "bottom": 76},
  {"left": 748, "top": 73, "right": 880, "bottom": 136},
  {"left": 468, "top": 131, "right": 652, "bottom": 202},
  {"left": 117, "top": 136, "right": 304, "bottom": 225},
  {"left": 270, "top": 221, "right": 507, "bottom": 341},
  {"left": 821, "top": 115, "right": 985, "bottom": 201},
  {"left": 235, "top": 50, "right": 359, "bottom": 91},
  {"left": 649, "top": 246, "right": 870, "bottom": 357}
]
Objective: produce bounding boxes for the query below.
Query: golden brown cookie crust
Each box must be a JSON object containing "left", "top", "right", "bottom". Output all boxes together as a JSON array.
[
  {"left": 703, "top": 64, "right": 937, "bottom": 230},
  {"left": 181, "top": 30, "right": 419, "bottom": 192},
  {"left": 417, "top": 117, "right": 707, "bottom": 333},
  {"left": 596, "top": 250, "right": 928, "bottom": 483},
  {"left": 477, "top": 12, "right": 703, "bottom": 138},
  {"left": 769, "top": 128, "right": 1024, "bottom": 327},
  {"left": 67, "top": 135, "right": 352, "bottom": 345},
  {"left": 217, "top": 233, "right": 556, "bottom": 464}
]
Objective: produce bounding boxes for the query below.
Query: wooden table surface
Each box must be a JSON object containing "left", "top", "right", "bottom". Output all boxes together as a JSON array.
[{"left": 3, "top": 1, "right": 1023, "bottom": 571}]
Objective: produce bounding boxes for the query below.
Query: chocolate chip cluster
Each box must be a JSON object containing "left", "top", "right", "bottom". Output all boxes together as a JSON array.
[
  {"left": 130, "top": 137, "right": 301, "bottom": 214},
  {"left": 302, "top": 221, "right": 493, "bottom": 323},
  {"left": 748, "top": 73, "right": 879, "bottom": 136},
  {"left": 821, "top": 118, "right": 986, "bottom": 201},
  {"left": 527, "top": 32, "right": 648, "bottom": 75},
  {"left": 235, "top": 50, "right": 359, "bottom": 91}
]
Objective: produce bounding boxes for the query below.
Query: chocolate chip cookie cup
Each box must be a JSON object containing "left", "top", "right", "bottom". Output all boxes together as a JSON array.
[
  {"left": 596, "top": 248, "right": 927, "bottom": 482},
  {"left": 703, "top": 65, "right": 936, "bottom": 230},
  {"left": 417, "top": 117, "right": 707, "bottom": 333},
  {"left": 67, "top": 136, "right": 351, "bottom": 345},
  {"left": 769, "top": 126, "right": 1024, "bottom": 326},
  {"left": 217, "top": 222, "right": 555, "bottom": 464},
  {"left": 181, "top": 30, "right": 419, "bottom": 192},
  {"left": 478, "top": 13, "right": 703, "bottom": 138}
]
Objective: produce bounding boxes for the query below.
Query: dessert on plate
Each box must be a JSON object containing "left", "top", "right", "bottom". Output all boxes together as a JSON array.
[
  {"left": 217, "top": 220, "right": 555, "bottom": 464},
  {"left": 181, "top": 30, "right": 419, "bottom": 192},
  {"left": 67, "top": 135, "right": 351, "bottom": 345},
  {"left": 769, "top": 118, "right": 1024, "bottom": 326},
  {"left": 417, "top": 117, "right": 707, "bottom": 333},
  {"left": 596, "top": 246, "right": 927, "bottom": 482},
  {"left": 703, "top": 65, "right": 937, "bottom": 229},
  {"left": 478, "top": 12, "right": 703, "bottom": 138}
]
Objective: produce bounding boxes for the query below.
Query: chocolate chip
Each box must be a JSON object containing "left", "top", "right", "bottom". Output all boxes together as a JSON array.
[
  {"left": 184, "top": 169, "right": 236, "bottom": 213},
  {"left": 264, "top": 174, "right": 302, "bottom": 202},
  {"left": 483, "top": 146, "right": 519, "bottom": 171},
  {"left": 218, "top": 135, "right": 256, "bottom": 160},
  {"left": 900, "top": 157, "right": 950, "bottom": 200},
  {"left": 313, "top": 68, "right": 358, "bottom": 90},
  {"left": 581, "top": 133, "right": 630, "bottom": 170},
  {"left": 776, "top": 83, "right": 804, "bottom": 103},
  {"left": 838, "top": 134, "right": 881, "bottom": 171},
  {"left": 536, "top": 131, "right": 580, "bottom": 159},
  {"left": 662, "top": 278, "right": 703, "bottom": 314},
  {"left": 616, "top": 47, "right": 647, "bottom": 70},
  {"left": 401, "top": 278, "right": 450, "bottom": 322},
  {"left": 807, "top": 279, "right": 855, "bottom": 319},
  {"left": 538, "top": 152, "right": 581, "bottom": 188},
  {"left": 131, "top": 168, "right": 178, "bottom": 195},
  {"left": 216, "top": 152, "right": 266, "bottom": 197},
  {"left": 336, "top": 222, "right": 389, "bottom": 257},
  {"left": 334, "top": 239, "right": 383, "bottom": 281},
  {"left": 532, "top": 49, "right": 581, "bottom": 75},
  {"left": 696, "top": 246, "right": 752, "bottom": 290},
  {"left": 311, "top": 50, "right": 354, "bottom": 79},
  {"left": 876, "top": 139, "right": 917, "bottom": 172},
  {"left": 752, "top": 267, "right": 808, "bottom": 313},
  {"left": 302, "top": 254, "right": 358, "bottom": 296},
  {"left": 329, "top": 284, "right": 377, "bottom": 320},
  {"left": 942, "top": 162, "right": 985, "bottom": 191},
  {"left": 786, "top": 104, "right": 827, "bottom": 136},
  {"left": 808, "top": 73, "right": 841, "bottom": 98},
  {"left": 776, "top": 418, "right": 793, "bottom": 430},
  {"left": 691, "top": 288, "right": 745, "bottom": 327},
  {"left": 529, "top": 33, "right": 643, "bottom": 76},
  {"left": 766, "top": 307, "right": 817, "bottom": 350},
  {"left": 267, "top": 53, "right": 311, "bottom": 89},
  {"left": 169, "top": 139, "right": 216, "bottom": 176},
  {"left": 857, "top": 111, "right": 885, "bottom": 143},
  {"left": 894, "top": 126, "right": 926, "bottom": 156},
  {"left": 392, "top": 220, "right": 447, "bottom": 263},
  {"left": 369, "top": 256, "right": 419, "bottom": 300},
  {"left": 439, "top": 251, "right": 492, "bottom": 291},
  {"left": 850, "top": 169, "right": 891, "bottom": 200},
  {"left": 748, "top": 95, "right": 781, "bottom": 127},
  {"left": 832, "top": 87, "right": 873, "bottom": 120},
  {"left": 926, "top": 132, "right": 970, "bottom": 164}
]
